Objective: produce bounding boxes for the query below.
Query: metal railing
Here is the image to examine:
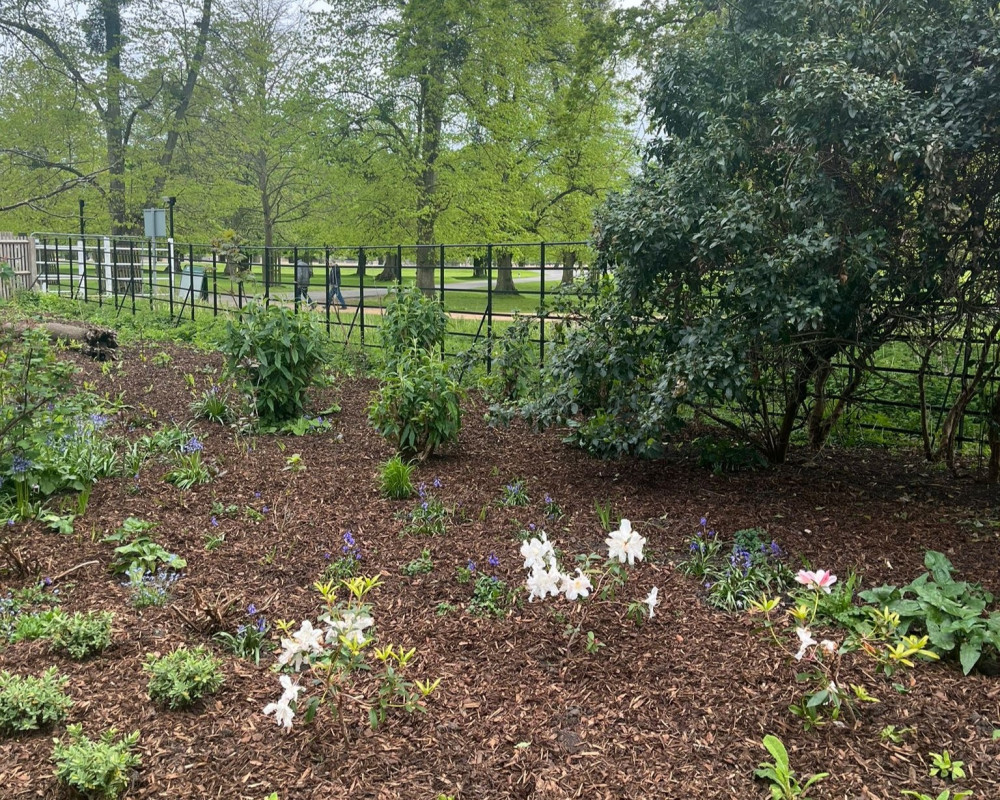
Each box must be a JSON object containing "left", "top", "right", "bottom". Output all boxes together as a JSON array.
[{"left": 28, "top": 234, "right": 594, "bottom": 367}]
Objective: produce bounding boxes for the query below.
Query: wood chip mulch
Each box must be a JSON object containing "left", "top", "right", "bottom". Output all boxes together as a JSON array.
[{"left": 1, "top": 337, "right": 999, "bottom": 799}]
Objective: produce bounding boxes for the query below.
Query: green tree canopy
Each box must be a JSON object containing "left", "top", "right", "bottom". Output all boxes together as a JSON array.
[{"left": 527, "top": 0, "right": 1000, "bottom": 462}]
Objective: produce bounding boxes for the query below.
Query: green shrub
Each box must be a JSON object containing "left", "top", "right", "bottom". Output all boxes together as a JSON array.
[
  {"left": 0, "top": 667, "right": 73, "bottom": 734},
  {"left": 221, "top": 302, "right": 328, "bottom": 424},
  {"left": 52, "top": 725, "right": 141, "bottom": 800},
  {"left": 379, "top": 286, "right": 447, "bottom": 366},
  {"left": 369, "top": 346, "right": 462, "bottom": 460},
  {"left": 859, "top": 551, "right": 1000, "bottom": 675},
  {"left": 145, "top": 646, "right": 224, "bottom": 709},
  {"left": 48, "top": 611, "right": 114, "bottom": 660},
  {"left": 379, "top": 455, "right": 416, "bottom": 499}
]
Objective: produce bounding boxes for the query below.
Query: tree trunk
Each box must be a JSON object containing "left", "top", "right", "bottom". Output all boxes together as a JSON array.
[
  {"left": 415, "top": 69, "right": 444, "bottom": 296},
  {"left": 149, "top": 0, "right": 213, "bottom": 203},
  {"left": 988, "top": 390, "right": 1000, "bottom": 483},
  {"left": 561, "top": 250, "right": 576, "bottom": 284},
  {"left": 103, "top": 0, "right": 128, "bottom": 235},
  {"left": 472, "top": 255, "right": 485, "bottom": 278},
  {"left": 375, "top": 252, "right": 399, "bottom": 282},
  {"left": 494, "top": 250, "right": 519, "bottom": 294},
  {"left": 3, "top": 322, "right": 118, "bottom": 360}
]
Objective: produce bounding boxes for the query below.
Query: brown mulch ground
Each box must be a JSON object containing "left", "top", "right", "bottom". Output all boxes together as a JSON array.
[{"left": 1, "top": 336, "right": 999, "bottom": 800}]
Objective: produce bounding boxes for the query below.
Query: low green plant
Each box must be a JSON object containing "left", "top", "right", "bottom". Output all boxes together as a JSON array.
[
  {"left": 468, "top": 575, "right": 514, "bottom": 618},
  {"left": 754, "top": 734, "right": 828, "bottom": 799},
  {"left": 48, "top": 610, "right": 114, "bottom": 659},
  {"left": 221, "top": 302, "right": 329, "bottom": 425},
  {"left": 692, "top": 434, "right": 768, "bottom": 474},
  {"left": 190, "top": 384, "right": 233, "bottom": 424},
  {"left": 369, "top": 345, "right": 463, "bottom": 460},
  {"left": 124, "top": 565, "right": 180, "bottom": 609},
  {"left": 109, "top": 537, "right": 186, "bottom": 576},
  {"left": 51, "top": 725, "right": 141, "bottom": 800},
  {"left": 859, "top": 551, "right": 1000, "bottom": 674},
  {"left": 402, "top": 549, "right": 434, "bottom": 576},
  {"left": 145, "top": 645, "right": 225, "bottom": 709},
  {"left": 901, "top": 790, "right": 973, "bottom": 800},
  {"left": 379, "top": 455, "right": 416, "bottom": 499},
  {"left": 164, "top": 436, "right": 211, "bottom": 489},
  {"left": 594, "top": 500, "right": 613, "bottom": 531},
  {"left": 679, "top": 521, "right": 792, "bottom": 611},
  {"left": 213, "top": 612, "right": 270, "bottom": 665},
  {"left": 880, "top": 724, "right": 917, "bottom": 743},
  {"left": 499, "top": 479, "right": 530, "bottom": 507},
  {"left": 0, "top": 667, "right": 73, "bottom": 734},
  {"left": 928, "top": 750, "right": 965, "bottom": 781},
  {"left": 403, "top": 485, "right": 448, "bottom": 536}
]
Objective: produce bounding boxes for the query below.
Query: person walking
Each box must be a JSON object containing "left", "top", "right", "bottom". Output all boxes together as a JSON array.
[
  {"left": 294, "top": 254, "right": 314, "bottom": 306},
  {"left": 326, "top": 261, "right": 347, "bottom": 309}
]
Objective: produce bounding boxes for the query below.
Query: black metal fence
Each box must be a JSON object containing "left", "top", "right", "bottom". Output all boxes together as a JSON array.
[
  {"left": 22, "top": 233, "right": 1000, "bottom": 458},
  {"left": 28, "top": 234, "right": 593, "bottom": 366}
]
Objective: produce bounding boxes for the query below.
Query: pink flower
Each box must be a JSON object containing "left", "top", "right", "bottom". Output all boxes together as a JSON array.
[{"left": 794, "top": 569, "right": 837, "bottom": 594}]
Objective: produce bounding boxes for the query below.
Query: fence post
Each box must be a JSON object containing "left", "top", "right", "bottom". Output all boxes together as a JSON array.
[
  {"left": 539, "top": 241, "right": 546, "bottom": 366},
  {"left": 486, "top": 243, "right": 493, "bottom": 375},
  {"left": 292, "top": 246, "right": 299, "bottom": 312},
  {"left": 78, "top": 238, "right": 88, "bottom": 304},
  {"left": 129, "top": 240, "right": 137, "bottom": 316},
  {"left": 439, "top": 243, "right": 446, "bottom": 360},
  {"left": 396, "top": 244, "right": 403, "bottom": 286},
  {"left": 324, "top": 246, "right": 331, "bottom": 335},
  {"left": 212, "top": 252, "right": 218, "bottom": 317},
  {"left": 189, "top": 244, "right": 196, "bottom": 321},
  {"left": 167, "top": 238, "right": 175, "bottom": 318},
  {"left": 263, "top": 248, "right": 270, "bottom": 307},
  {"left": 146, "top": 241, "right": 154, "bottom": 311},
  {"left": 359, "top": 247, "right": 366, "bottom": 348}
]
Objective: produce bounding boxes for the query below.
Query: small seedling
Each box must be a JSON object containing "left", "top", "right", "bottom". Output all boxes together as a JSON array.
[{"left": 755, "top": 734, "right": 828, "bottom": 799}]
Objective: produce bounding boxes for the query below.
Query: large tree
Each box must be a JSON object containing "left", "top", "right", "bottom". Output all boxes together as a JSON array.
[
  {"left": 525, "top": 0, "right": 1000, "bottom": 463},
  {"left": 0, "top": 0, "right": 213, "bottom": 233}
]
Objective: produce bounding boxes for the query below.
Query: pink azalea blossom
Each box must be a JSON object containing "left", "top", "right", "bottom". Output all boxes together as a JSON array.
[{"left": 794, "top": 569, "right": 837, "bottom": 594}]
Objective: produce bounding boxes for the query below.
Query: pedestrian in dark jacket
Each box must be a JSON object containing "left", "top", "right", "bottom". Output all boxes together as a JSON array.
[{"left": 294, "top": 255, "right": 314, "bottom": 306}]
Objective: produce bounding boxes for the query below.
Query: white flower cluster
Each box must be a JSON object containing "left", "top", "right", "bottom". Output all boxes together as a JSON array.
[
  {"left": 521, "top": 531, "right": 593, "bottom": 602},
  {"left": 520, "top": 520, "right": 658, "bottom": 618},
  {"left": 263, "top": 674, "right": 303, "bottom": 730},
  {"left": 605, "top": 519, "right": 646, "bottom": 566},
  {"left": 265, "top": 609, "right": 375, "bottom": 729}
]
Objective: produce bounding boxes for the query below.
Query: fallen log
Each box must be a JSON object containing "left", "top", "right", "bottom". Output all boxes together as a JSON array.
[{"left": 2, "top": 321, "right": 118, "bottom": 360}]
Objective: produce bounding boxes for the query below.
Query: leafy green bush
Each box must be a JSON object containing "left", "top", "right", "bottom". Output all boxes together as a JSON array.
[
  {"left": 47, "top": 610, "right": 114, "bottom": 660},
  {"left": 369, "top": 346, "right": 462, "bottom": 460},
  {"left": 52, "top": 725, "right": 141, "bottom": 800},
  {"left": 379, "top": 455, "right": 416, "bottom": 499},
  {"left": 860, "top": 551, "right": 1000, "bottom": 675},
  {"left": 379, "top": 286, "right": 447, "bottom": 367},
  {"left": 0, "top": 667, "right": 73, "bottom": 734},
  {"left": 221, "top": 302, "right": 328, "bottom": 424},
  {"left": 145, "top": 646, "right": 224, "bottom": 709}
]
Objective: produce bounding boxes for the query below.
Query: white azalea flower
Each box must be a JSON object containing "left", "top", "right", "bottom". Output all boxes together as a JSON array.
[
  {"left": 263, "top": 696, "right": 295, "bottom": 730},
  {"left": 277, "top": 674, "right": 303, "bottom": 704},
  {"left": 606, "top": 519, "right": 646, "bottom": 565},
  {"left": 623, "top": 529, "right": 647, "bottom": 565},
  {"left": 321, "top": 608, "right": 375, "bottom": 647},
  {"left": 645, "top": 586, "right": 659, "bottom": 618},
  {"left": 794, "top": 627, "right": 817, "bottom": 661},
  {"left": 277, "top": 619, "right": 325, "bottom": 670},
  {"left": 819, "top": 639, "right": 838, "bottom": 657},
  {"left": 526, "top": 565, "right": 563, "bottom": 601},
  {"left": 520, "top": 533, "right": 555, "bottom": 572},
  {"left": 561, "top": 569, "right": 593, "bottom": 601}
]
